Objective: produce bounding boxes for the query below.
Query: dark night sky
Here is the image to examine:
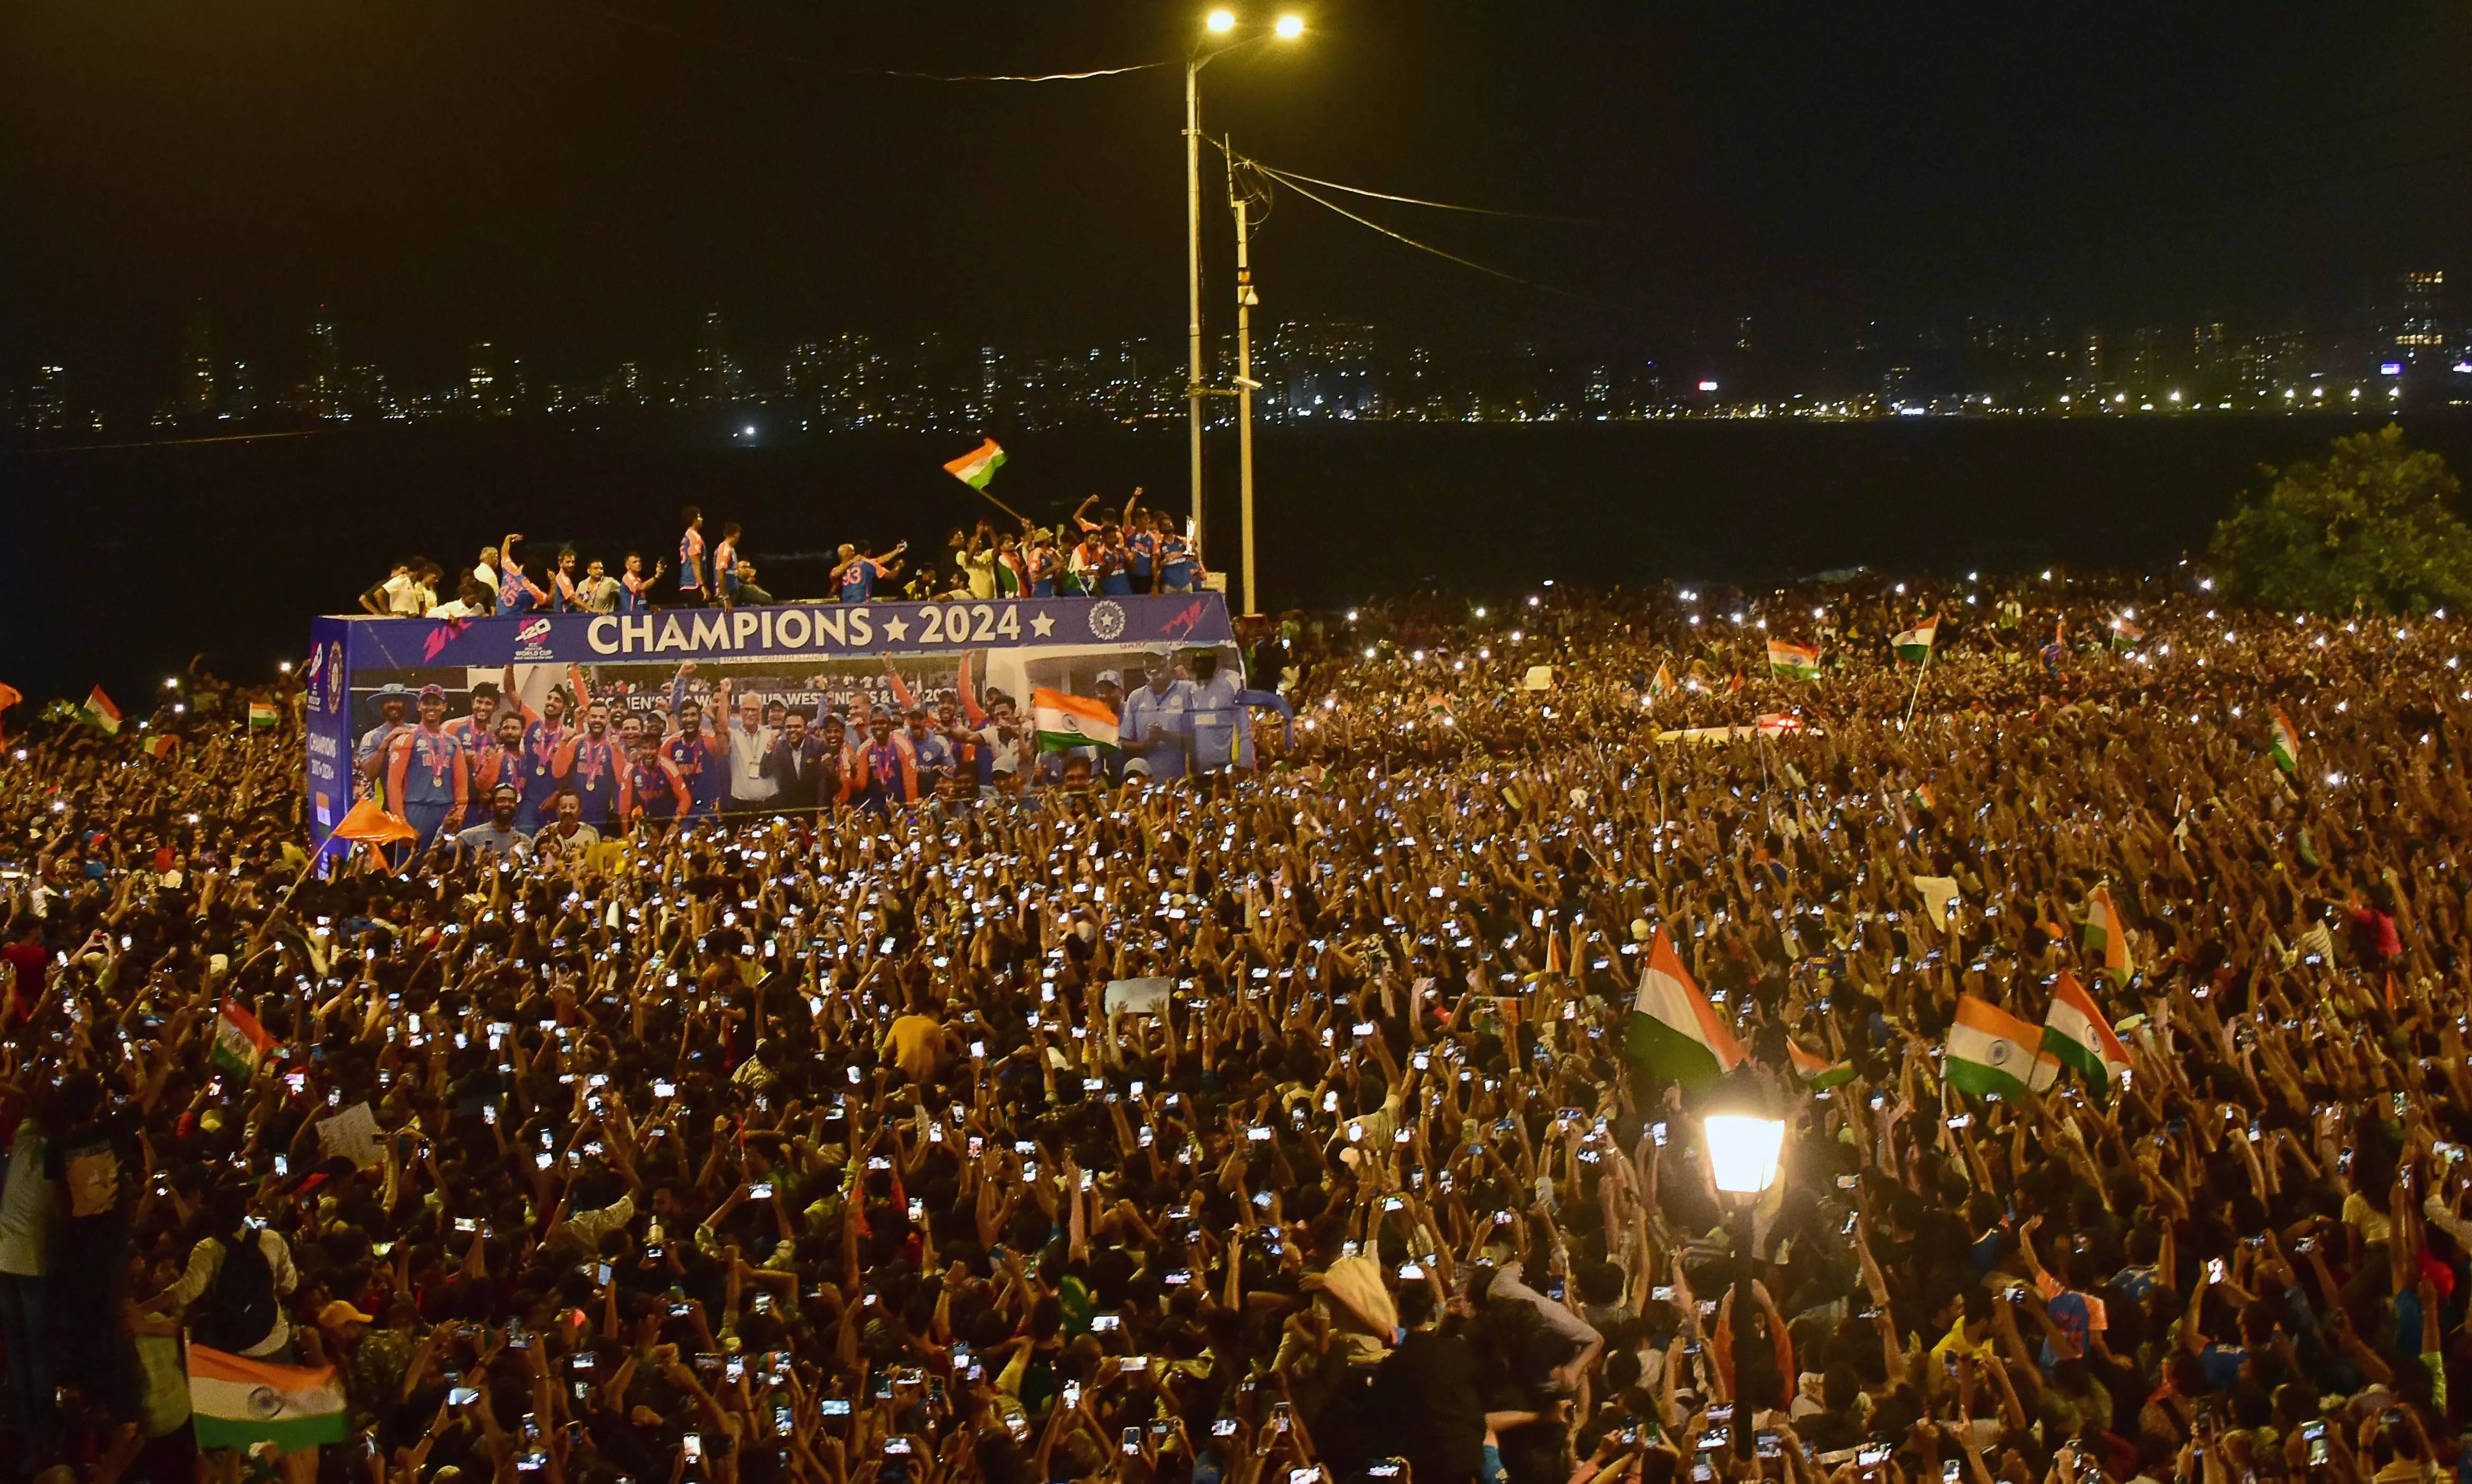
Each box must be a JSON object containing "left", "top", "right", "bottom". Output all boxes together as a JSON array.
[{"left": 8, "top": 2, "right": 2472, "bottom": 404}]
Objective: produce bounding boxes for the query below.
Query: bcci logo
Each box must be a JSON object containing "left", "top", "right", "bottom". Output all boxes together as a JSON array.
[
  {"left": 322, "top": 643, "right": 344, "bottom": 715},
  {"left": 1088, "top": 600, "right": 1126, "bottom": 641}
]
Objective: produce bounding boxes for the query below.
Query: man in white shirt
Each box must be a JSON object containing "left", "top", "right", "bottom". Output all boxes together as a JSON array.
[
  {"left": 721, "top": 683, "right": 778, "bottom": 814},
  {"left": 145, "top": 1198, "right": 300, "bottom": 1360},
  {"left": 535, "top": 790, "right": 603, "bottom": 861},
  {"left": 359, "top": 562, "right": 436, "bottom": 617},
  {"left": 0, "top": 1100, "right": 59, "bottom": 1441},
  {"left": 426, "top": 578, "right": 492, "bottom": 620}
]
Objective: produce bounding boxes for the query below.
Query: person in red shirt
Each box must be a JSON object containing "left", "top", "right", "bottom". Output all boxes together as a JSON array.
[{"left": 0, "top": 916, "right": 47, "bottom": 1028}]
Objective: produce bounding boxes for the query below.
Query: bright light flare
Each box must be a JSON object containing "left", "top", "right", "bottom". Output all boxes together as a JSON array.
[
  {"left": 1206, "top": 8, "right": 1237, "bottom": 31},
  {"left": 1273, "top": 13, "right": 1305, "bottom": 39}
]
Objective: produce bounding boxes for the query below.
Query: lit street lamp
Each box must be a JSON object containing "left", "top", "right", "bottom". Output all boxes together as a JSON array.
[
  {"left": 1705, "top": 1108, "right": 1785, "bottom": 1460},
  {"left": 1185, "top": 10, "right": 1304, "bottom": 583}
]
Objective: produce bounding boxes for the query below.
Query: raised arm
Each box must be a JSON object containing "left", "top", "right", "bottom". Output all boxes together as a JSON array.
[{"left": 956, "top": 651, "right": 988, "bottom": 727}]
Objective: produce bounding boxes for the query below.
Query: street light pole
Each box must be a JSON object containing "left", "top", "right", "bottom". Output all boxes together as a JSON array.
[
  {"left": 1232, "top": 184, "right": 1258, "bottom": 616},
  {"left": 1185, "top": 11, "right": 1302, "bottom": 588},
  {"left": 1185, "top": 55, "right": 1207, "bottom": 563},
  {"left": 1704, "top": 1109, "right": 1786, "bottom": 1462}
]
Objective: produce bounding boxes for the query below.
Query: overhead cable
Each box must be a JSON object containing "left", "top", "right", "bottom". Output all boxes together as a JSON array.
[
  {"left": 1248, "top": 162, "right": 1596, "bottom": 224},
  {"left": 1215, "top": 142, "right": 1579, "bottom": 298}
]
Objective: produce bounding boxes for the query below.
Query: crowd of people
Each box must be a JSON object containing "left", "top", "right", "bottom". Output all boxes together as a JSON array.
[
  {"left": 3, "top": 567, "right": 2470, "bottom": 1484},
  {"left": 359, "top": 493, "right": 1206, "bottom": 621}
]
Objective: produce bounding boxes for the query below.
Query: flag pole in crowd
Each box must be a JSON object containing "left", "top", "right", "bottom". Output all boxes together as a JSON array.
[{"left": 1895, "top": 614, "right": 1937, "bottom": 729}]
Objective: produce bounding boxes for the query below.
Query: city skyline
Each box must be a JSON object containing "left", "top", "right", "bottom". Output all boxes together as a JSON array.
[
  {"left": 16, "top": 268, "right": 2472, "bottom": 436},
  {"left": 11, "top": 4, "right": 2472, "bottom": 427}
]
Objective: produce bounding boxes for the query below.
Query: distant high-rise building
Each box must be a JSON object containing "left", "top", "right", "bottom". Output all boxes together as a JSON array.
[
  {"left": 469, "top": 342, "right": 497, "bottom": 407},
  {"left": 1583, "top": 365, "right": 1612, "bottom": 411},
  {"left": 310, "top": 310, "right": 341, "bottom": 416},
  {"left": 978, "top": 346, "right": 1006, "bottom": 426},
  {"left": 225, "top": 359, "right": 260, "bottom": 418},
  {"left": 2398, "top": 270, "right": 2446, "bottom": 356},
  {"left": 1268, "top": 318, "right": 1377, "bottom": 420},
  {"left": 180, "top": 300, "right": 217, "bottom": 415},
  {"left": 2129, "top": 328, "right": 2162, "bottom": 389},
  {"left": 696, "top": 312, "right": 741, "bottom": 403},
  {"left": 25, "top": 366, "right": 69, "bottom": 430}
]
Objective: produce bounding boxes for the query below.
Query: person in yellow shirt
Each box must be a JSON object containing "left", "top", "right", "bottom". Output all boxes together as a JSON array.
[{"left": 883, "top": 984, "right": 952, "bottom": 1085}]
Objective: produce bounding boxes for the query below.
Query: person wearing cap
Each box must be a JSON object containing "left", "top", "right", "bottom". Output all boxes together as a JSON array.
[
  {"left": 453, "top": 784, "right": 532, "bottom": 864},
  {"left": 381, "top": 685, "right": 469, "bottom": 856},
  {"left": 1118, "top": 653, "right": 1194, "bottom": 781},
  {"left": 307, "top": 1297, "right": 400, "bottom": 1437},
  {"left": 1025, "top": 527, "right": 1061, "bottom": 598},
  {"left": 353, "top": 684, "right": 413, "bottom": 784},
  {"left": 310, "top": 1298, "right": 371, "bottom": 1355}
]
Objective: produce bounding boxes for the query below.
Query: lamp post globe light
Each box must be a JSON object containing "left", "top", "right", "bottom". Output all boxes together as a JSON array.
[
  {"left": 1704, "top": 1113, "right": 1785, "bottom": 1196},
  {"left": 1184, "top": 10, "right": 1304, "bottom": 593},
  {"left": 1702, "top": 1105, "right": 1785, "bottom": 1459}
]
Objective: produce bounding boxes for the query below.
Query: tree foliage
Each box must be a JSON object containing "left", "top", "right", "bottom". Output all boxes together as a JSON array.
[{"left": 2209, "top": 424, "right": 2472, "bottom": 615}]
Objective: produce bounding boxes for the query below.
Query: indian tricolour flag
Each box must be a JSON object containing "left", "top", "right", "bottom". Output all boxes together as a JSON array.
[
  {"left": 1031, "top": 688, "right": 1118, "bottom": 752},
  {"left": 2082, "top": 885, "right": 2133, "bottom": 984},
  {"left": 1789, "top": 1041, "right": 1855, "bottom": 1090},
  {"left": 2269, "top": 707, "right": 2300, "bottom": 776},
  {"left": 210, "top": 999, "right": 277, "bottom": 1079},
  {"left": 1892, "top": 618, "right": 1937, "bottom": 664},
  {"left": 248, "top": 702, "right": 278, "bottom": 730},
  {"left": 2040, "top": 972, "right": 2132, "bottom": 1085},
  {"left": 1767, "top": 640, "right": 1821, "bottom": 680},
  {"left": 1945, "top": 994, "right": 2059, "bottom": 1100},
  {"left": 942, "top": 438, "right": 1008, "bottom": 491},
  {"left": 82, "top": 685, "right": 122, "bottom": 735},
  {"left": 188, "top": 1344, "right": 347, "bottom": 1453},
  {"left": 1647, "top": 662, "right": 1674, "bottom": 703},
  {"left": 1626, "top": 927, "right": 1744, "bottom": 1088}
]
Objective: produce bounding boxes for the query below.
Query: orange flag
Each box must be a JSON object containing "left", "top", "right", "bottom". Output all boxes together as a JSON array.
[{"left": 328, "top": 798, "right": 419, "bottom": 846}]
